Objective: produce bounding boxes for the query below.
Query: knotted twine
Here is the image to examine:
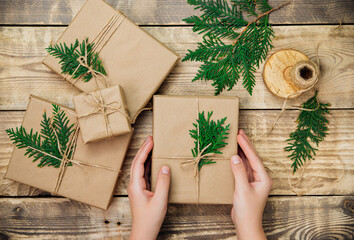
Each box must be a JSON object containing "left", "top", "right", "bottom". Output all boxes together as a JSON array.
[
  {"left": 155, "top": 97, "right": 231, "bottom": 203},
  {"left": 27, "top": 110, "right": 118, "bottom": 195},
  {"left": 66, "top": 12, "right": 125, "bottom": 88},
  {"left": 76, "top": 90, "right": 151, "bottom": 138}
]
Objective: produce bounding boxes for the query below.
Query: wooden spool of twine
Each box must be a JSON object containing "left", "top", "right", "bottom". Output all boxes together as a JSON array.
[
  {"left": 258, "top": 48, "right": 344, "bottom": 195},
  {"left": 263, "top": 49, "right": 319, "bottom": 99}
]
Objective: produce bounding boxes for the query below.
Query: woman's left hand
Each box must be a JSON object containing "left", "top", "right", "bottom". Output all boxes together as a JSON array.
[{"left": 128, "top": 136, "right": 171, "bottom": 240}]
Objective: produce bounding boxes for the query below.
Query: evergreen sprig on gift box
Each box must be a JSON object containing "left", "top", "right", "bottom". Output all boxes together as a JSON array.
[
  {"left": 46, "top": 38, "right": 106, "bottom": 82},
  {"left": 183, "top": 0, "right": 288, "bottom": 95},
  {"left": 6, "top": 104, "right": 76, "bottom": 168},
  {"left": 190, "top": 111, "right": 230, "bottom": 170},
  {"left": 285, "top": 91, "right": 330, "bottom": 173}
]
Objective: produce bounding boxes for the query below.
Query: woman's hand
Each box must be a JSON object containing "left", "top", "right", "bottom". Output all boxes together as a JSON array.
[
  {"left": 230, "top": 129, "right": 273, "bottom": 240},
  {"left": 128, "top": 136, "right": 170, "bottom": 240}
]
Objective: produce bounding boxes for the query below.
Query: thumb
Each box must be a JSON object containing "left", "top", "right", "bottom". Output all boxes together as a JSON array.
[
  {"left": 231, "top": 155, "right": 250, "bottom": 191},
  {"left": 153, "top": 165, "right": 171, "bottom": 203}
]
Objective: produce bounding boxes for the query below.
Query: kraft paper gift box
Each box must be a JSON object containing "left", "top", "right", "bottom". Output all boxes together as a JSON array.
[
  {"left": 151, "top": 95, "right": 239, "bottom": 204},
  {"left": 43, "top": 0, "right": 180, "bottom": 120},
  {"left": 5, "top": 95, "right": 133, "bottom": 209},
  {"left": 73, "top": 85, "right": 131, "bottom": 144}
]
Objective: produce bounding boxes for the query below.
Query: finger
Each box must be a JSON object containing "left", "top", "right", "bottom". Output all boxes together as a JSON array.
[
  {"left": 230, "top": 155, "right": 250, "bottom": 191},
  {"left": 231, "top": 207, "right": 235, "bottom": 224},
  {"left": 130, "top": 136, "right": 153, "bottom": 186},
  {"left": 239, "top": 129, "right": 257, "bottom": 152},
  {"left": 153, "top": 166, "right": 171, "bottom": 204},
  {"left": 237, "top": 134, "right": 267, "bottom": 177},
  {"left": 130, "top": 136, "right": 150, "bottom": 177},
  {"left": 143, "top": 153, "right": 152, "bottom": 191},
  {"left": 238, "top": 146, "right": 254, "bottom": 182}
]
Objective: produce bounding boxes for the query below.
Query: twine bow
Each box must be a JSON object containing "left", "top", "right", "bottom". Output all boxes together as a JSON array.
[
  {"left": 179, "top": 97, "right": 230, "bottom": 202},
  {"left": 181, "top": 143, "right": 213, "bottom": 177},
  {"left": 70, "top": 43, "right": 110, "bottom": 89},
  {"left": 77, "top": 90, "right": 151, "bottom": 139},
  {"left": 28, "top": 110, "right": 118, "bottom": 195},
  {"left": 77, "top": 91, "right": 131, "bottom": 138},
  {"left": 181, "top": 143, "right": 213, "bottom": 202},
  {"left": 65, "top": 12, "right": 125, "bottom": 88}
]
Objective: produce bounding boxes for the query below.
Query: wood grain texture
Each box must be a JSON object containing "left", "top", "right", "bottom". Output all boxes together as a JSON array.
[
  {"left": 0, "top": 0, "right": 353, "bottom": 25},
  {"left": 0, "top": 196, "right": 353, "bottom": 239},
  {"left": 1, "top": 110, "right": 353, "bottom": 196},
  {"left": 0, "top": 25, "right": 353, "bottom": 110}
]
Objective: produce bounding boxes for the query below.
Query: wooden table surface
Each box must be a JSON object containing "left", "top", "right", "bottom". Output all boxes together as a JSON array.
[{"left": 0, "top": 0, "right": 354, "bottom": 239}]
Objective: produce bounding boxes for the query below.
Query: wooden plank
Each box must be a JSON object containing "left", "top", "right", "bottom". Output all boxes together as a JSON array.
[
  {"left": 0, "top": 0, "right": 353, "bottom": 25},
  {"left": 0, "top": 196, "right": 353, "bottom": 239},
  {"left": 0, "top": 25, "right": 353, "bottom": 110},
  {"left": 1, "top": 110, "right": 353, "bottom": 197}
]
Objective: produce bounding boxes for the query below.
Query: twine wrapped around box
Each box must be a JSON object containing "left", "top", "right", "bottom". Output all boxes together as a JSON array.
[{"left": 152, "top": 95, "right": 239, "bottom": 204}]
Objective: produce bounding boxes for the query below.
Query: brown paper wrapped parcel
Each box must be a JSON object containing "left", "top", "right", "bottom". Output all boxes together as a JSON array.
[
  {"left": 5, "top": 95, "right": 133, "bottom": 209},
  {"left": 43, "top": 0, "right": 180, "bottom": 119},
  {"left": 73, "top": 85, "right": 131, "bottom": 144},
  {"left": 151, "top": 95, "right": 239, "bottom": 204}
]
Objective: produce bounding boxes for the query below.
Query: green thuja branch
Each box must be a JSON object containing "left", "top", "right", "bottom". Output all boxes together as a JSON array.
[
  {"left": 183, "top": 0, "right": 288, "bottom": 95},
  {"left": 285, "top": 91, "right": 330, "bottom": 173},
  {"left": 6, "top": 104, "right": 76, "bottom": 168},
  {"left": 46, "top": 38, "right": 106, "bottom": 82},
  {"left": 189, "top": 111, "right": 230, "bottom": 170}
]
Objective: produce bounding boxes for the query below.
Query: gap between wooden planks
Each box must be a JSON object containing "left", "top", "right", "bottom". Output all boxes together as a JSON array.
[
  {"left": 0, "top": 0, "right": 353, "bottom": 25},
  {"left": 0, "top": 25, "right": 353, "bottom": 110},
  {"left": 1, "top": 110, "right": 353, "bottom": 197},
  {"left": 0, "top": 196, "right": 353, "bottom": 239}
]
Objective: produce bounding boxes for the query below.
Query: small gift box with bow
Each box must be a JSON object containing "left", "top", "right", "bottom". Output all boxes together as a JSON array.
[
  {"left": 73, "top": 85, "right": 131, "bottom": 144},
  {"left": 5, "top": 95, "right": 133, "bottom": 209},
  {"left": 151, "top": 95, "right": 239, "bottom": 204}
]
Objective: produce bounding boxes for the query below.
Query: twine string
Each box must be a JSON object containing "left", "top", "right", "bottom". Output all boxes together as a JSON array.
[
  {"left": 77, "top": 91, "right": 152, "bottom": 138},
  {"left": 248, "top": 43, "right": 346, "bottom": 195},
  {"left": 253, "top": 44, "right": 322, "bottom": 141},
  {"left": 181, "top": 143, "right": 213, "bottom": 202},
  {"left": 263, "top": 157, "right": 345, "bottom": 196},
  {"left": 28, "top": 109, "right": 118, "bottom": 195},
  {"left": 178, "top": 97, "right": 230, "bottom": 202},
  {"left": 65, "top": 12, "right": 125, "bottom": 88}
]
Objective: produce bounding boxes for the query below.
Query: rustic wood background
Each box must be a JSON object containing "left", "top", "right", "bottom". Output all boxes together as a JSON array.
[{"left": 0, "top": 0, "right": 354, "bottom": 239}]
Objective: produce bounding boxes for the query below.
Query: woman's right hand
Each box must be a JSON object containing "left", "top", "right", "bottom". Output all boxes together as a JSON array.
[{"left": 230, "top": 129, "right": 273, "bottom": 240}]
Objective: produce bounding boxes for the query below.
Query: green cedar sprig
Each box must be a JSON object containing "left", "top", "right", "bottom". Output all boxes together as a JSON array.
[
  {"left": 46, "top": 38, "right": 106, "bottom": 82},
  {"left": 183, "top": 0, "right": 286, "bottom": 95},
  {"left": 189, "top": 111, "right": 230, "bottom": 170},
  {"left": 285, "top": 91, "right": 330, "bottom": 173},
  {"left": 6, "top": 104, "right": 76, "bottom": 168}
]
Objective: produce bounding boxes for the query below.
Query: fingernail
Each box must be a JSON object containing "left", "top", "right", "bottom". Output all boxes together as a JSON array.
[
  {"left": 232, "top": 155, "right": 241, "bottom": 165},
  {"left": 161, "top": 166, "right": 169, "bottom": 175}
]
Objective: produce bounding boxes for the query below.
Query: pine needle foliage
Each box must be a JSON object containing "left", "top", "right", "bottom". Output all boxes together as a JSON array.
[
  {"left": 6, "top": 104, "right": 76, "bottom": 168},
  {"left": 189, "top": 111, "right": 230, "bottom": 170},
  {"left": 183, "top": 0, "right": 279, "bottom": 95},
  {"left": 284, "top": 91, "right": 330, "bottom": 173},
  {"left": 46, "top": 38, "right": 106, "bottom": 82}
]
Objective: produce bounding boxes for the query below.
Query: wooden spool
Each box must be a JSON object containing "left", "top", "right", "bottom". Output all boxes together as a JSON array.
[{"left": 263, "top": 49, "right": 319, "bottom": 99}]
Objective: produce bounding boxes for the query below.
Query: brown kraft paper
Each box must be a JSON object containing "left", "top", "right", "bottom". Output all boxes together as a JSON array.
[
  {"left": 5, "top": 95, "right": 133, "bottom": 209},
  {"left": 73, "top": 85, "right": 131, "bottom": 144},
  {"left": 151, "top": 95, "right": 239, "bottom": 204},
  {"left": 43, "top": 0, "right": 180, "bottom": 120}
]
